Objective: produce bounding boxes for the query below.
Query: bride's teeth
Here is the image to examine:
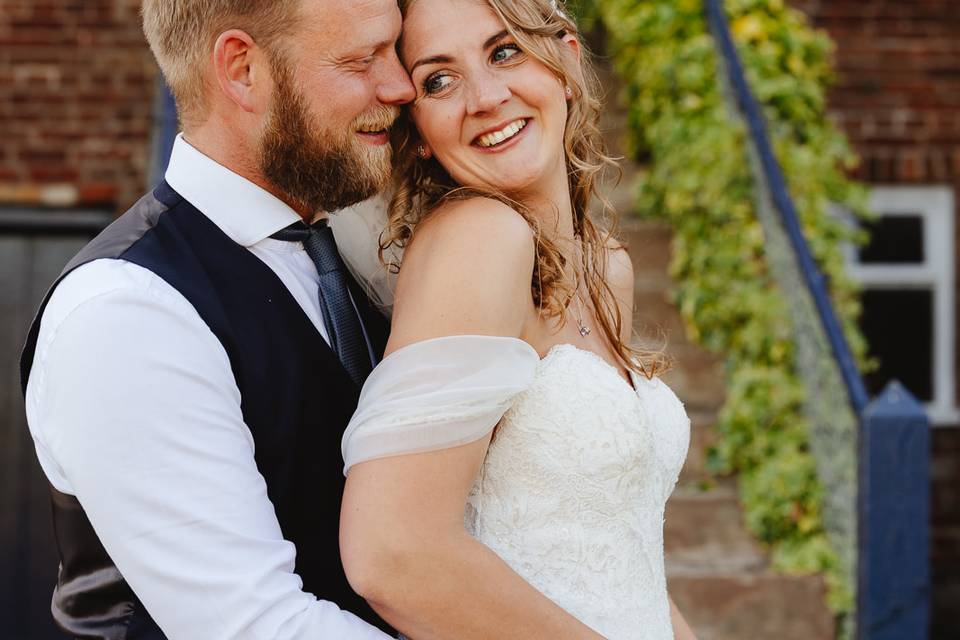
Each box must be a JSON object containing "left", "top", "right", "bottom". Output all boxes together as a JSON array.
[{"left": 478, "top": 119, "right": 526, "bottom": 148}]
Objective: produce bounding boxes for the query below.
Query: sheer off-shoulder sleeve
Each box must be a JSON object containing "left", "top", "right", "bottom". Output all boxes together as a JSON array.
[{"left": 341, "top": 335, "right": 540, "bottom": 475}]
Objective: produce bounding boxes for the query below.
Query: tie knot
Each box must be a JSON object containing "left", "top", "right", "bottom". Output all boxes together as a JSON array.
[
  {"left": 269, "top": 219, "right": 328, "bottom": 243},
  {"left": 270, "top": 219, "right": 343, "bottom": 276}
]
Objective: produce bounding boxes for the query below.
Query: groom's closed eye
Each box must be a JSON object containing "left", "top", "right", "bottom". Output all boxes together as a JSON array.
[{"left": 337, "top": 37, "right": 403, "bottom": 69}]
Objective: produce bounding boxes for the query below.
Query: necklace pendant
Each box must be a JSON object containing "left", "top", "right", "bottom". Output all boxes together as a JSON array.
[{"left": 579, "top": 325, "right": 591, "bottom": 337}]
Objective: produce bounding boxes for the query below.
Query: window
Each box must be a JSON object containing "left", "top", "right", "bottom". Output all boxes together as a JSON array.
[{"left": 844, "top": 186, "right": 957, "bottom": 425}]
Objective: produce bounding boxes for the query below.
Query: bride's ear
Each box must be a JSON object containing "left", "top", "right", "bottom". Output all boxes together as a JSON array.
[
  {"left": 559, "top": 32, "right": 581, "bottom": 64},
  {"left": 415, "top": 141, "right": 432, "bottom": 160},
  {"left": 558, "top": 34, "right": 583, "bottom": 101}
]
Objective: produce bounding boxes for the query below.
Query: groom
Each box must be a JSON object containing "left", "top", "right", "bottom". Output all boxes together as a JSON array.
[{"left": 20, "top": 1, "right": 413, "bottom": 637}]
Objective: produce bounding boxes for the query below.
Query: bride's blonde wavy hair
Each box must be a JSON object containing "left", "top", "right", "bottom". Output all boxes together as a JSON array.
[{"left": 381, "top": 0, "right": 669, "bottom": 378}]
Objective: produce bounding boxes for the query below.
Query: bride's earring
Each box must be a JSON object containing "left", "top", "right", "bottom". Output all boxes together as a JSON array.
[
  {"left": 416, "top": 144, "right": 428, "bottom": 159},
  {"left": 565, "top": 85, "right": 573, "bottom": 99}
]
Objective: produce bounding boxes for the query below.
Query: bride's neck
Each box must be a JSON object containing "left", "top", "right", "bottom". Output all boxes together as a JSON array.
[{"left": 519, "top": 170, "right": 578, "bottom": 249}]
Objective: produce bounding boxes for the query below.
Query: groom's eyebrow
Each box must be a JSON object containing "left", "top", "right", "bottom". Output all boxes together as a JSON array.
[{"left": 409, "top": 30, "right": 510, "bottom": 74}]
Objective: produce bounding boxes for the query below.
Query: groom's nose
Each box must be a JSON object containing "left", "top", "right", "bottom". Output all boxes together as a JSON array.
[{"left": 377, "top": 48, "right": 416, "bottom": 105}]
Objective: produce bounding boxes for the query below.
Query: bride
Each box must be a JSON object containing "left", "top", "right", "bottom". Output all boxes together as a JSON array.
[{"left": 339, "top": 1, "right": 694, "bottom": 638}]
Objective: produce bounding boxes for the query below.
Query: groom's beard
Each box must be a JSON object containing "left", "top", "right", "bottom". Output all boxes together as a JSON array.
[{"left": 259, "top": 66, "right": 398, "bottom": 213}]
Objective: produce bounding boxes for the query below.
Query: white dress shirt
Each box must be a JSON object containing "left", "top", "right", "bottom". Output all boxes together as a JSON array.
[{"left": 24, "top": 134, "right": 391, "bottom": 640}]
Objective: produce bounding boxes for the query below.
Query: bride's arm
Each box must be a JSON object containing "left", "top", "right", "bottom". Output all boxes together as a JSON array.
[
  {"left": 340, "top": 199, "right": 604, "bottom": 640},
  {"left": 670, "top": 596, "right": 698, "bottom": 640}
]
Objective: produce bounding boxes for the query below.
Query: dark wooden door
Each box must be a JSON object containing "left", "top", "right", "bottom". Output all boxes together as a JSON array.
[{"left": 1, "top": 210, "right": 111, "bottom": 638}]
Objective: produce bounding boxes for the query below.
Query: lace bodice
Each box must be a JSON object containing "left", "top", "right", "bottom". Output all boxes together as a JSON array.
[
  {"left": 342, "top": 336, "right": 690, "bottom": 638},
  {"left": 465, "top": 344, "right": 690, "bottom": 639}
]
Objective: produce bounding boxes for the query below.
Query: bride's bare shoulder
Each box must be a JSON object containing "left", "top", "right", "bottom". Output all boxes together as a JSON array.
[
  {"left": 603, "top": 237, "right": 635, "bottom": 342},
  {"left": 413, "top": 196, "right": 534, "bottom": 252},
  {"left": 604, "top": 236, "right": 634, "bottom": 301},
  {"left": 388, "top": 197, "right": 536, "bottom": 347}
]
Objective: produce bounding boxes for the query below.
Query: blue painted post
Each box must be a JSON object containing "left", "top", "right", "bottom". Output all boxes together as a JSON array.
[
  {"left": 858, "top": 381, "right": 930, "bottom": 640},
  {"left": 151, "top": 78, "right": 178, "bottom": 185}
]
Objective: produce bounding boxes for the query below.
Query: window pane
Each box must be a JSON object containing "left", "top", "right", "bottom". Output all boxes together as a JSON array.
[
  {"left": 860, "top": 288, "right": 933, "bottom": 401},
  {"left": 858, "top": 215, "right": 925, "bottom": 264}
]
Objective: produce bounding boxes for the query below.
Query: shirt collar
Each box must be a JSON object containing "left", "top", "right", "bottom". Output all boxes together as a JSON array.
[{"left": 164, "top": 133, "right": 307, "bottom": 247}]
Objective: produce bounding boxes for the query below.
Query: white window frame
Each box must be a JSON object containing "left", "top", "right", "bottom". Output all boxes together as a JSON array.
[{"left": 843, "top": 185, "right": 957, "bottom": 426}]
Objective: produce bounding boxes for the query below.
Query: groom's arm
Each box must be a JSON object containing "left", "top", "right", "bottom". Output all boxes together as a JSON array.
[
  {"left": 25, "top": 260, "right": 389, "bottom": 640},
  {"left": 340, "top": 201, "right": 605, "bottom": 640}
]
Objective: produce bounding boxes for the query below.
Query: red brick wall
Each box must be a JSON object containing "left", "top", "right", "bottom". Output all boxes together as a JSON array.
[
  {"left": 0, "top": 0, "right": 157, "bottom": 212},
  {"left": 792, "top": 0, "right": 960, "bottom": 184},
  {"left": 931, "top": 428, "right": 960, "bottom": 637},
  {"left": 791, "top": 1, "right": 960, "bottom": 635}
]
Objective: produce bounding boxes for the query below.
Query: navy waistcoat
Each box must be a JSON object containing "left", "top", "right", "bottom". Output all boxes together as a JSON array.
[{"left": 20, "top": 182, "right": 392, "bottom": 638}]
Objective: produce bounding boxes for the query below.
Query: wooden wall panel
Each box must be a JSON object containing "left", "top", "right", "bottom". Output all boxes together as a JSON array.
[{"left": 1, "top": 234, "right": 91, "bottom": 638}]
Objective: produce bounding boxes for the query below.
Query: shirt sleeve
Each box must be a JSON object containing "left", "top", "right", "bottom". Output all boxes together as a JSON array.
[
  {"left": 25, "top": 260, "right": 391, "bottom": 640},
  {"left": 341, "top": 335, "right": 540, "bottom": 474}
]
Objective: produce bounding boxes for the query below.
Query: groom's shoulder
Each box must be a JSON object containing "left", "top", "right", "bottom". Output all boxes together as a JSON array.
[
  {"left": 35, "top": 184, "right": 197, "bottom": 349},
  {"left": 59, "top": 183, "right": 185, "bottom": 277}
]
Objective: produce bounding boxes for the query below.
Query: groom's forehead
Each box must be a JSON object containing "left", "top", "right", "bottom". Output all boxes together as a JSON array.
[{"left": 301, "top": 0, "right": 403, "bottom": 41}]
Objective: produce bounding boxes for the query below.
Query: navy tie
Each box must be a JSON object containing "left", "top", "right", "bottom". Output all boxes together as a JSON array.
[{"left": 270, "top": 219, "right": 373, "bottom": 386}]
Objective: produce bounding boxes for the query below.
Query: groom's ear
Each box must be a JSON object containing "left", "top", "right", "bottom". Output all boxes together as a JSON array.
[{"left": 213, "top": 29, "right": 268, "bottom": 115}]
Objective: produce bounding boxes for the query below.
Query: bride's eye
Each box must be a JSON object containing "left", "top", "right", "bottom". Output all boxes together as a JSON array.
[
  {"left": 491, "top": 43, "right": 523, "bottom": 64},
  {"left": 423, "top": 72, "right": 455, "bottom": 95}
]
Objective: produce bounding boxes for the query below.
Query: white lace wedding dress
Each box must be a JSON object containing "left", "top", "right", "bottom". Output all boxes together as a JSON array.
[{"left": 343, "top": 336, "right": 690, "bottom": 640}]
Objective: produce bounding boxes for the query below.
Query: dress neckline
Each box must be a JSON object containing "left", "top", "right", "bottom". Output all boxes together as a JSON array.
[{"left": 541, "top": 343, "right": 639, "bottom": 394}]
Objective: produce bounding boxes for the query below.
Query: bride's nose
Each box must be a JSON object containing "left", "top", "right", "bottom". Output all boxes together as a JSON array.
[{"left": 465, "top": 70, "right": 511, "bottom": 116}]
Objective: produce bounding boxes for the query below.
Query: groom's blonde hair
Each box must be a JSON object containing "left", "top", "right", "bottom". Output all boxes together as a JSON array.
[{"left": 141, "top": 0, "right": 301, "bottom": 130}]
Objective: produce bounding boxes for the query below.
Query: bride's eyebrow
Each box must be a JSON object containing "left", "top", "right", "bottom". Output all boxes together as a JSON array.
[
  {"left": 483, "top": 30, "right": 509, "bottom": 49},
  {"left": 409, "top": 53, "right": 452, "bottom": 74},
  {"left": 409, "top": 29, "right": 510, "bottom": 74}
]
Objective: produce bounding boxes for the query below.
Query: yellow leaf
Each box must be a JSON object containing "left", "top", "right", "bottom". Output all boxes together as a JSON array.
[{"left": 732, "top": 14, "right": 765, "bottom": 42}]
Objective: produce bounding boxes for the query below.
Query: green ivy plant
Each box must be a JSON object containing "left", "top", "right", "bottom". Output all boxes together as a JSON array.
[{"left": 574, "top": 0, "right": 871, "bottom": 625}]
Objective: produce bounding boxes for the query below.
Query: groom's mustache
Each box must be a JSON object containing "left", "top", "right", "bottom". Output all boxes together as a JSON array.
[{"left": 353, "top": 105, "right": 401, "bottom": 134}]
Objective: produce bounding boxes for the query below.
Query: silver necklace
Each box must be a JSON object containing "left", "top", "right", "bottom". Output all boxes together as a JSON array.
[
  {"left": 569, "top": 245, "right": 592, "bottom": 338},
  {"left": 573, "top": 292, "right": 591, "bottom": 338}
]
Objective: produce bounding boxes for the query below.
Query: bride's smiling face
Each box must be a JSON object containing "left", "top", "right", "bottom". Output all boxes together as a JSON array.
[{"left": 400, "top": 0, "right": 573, "bottom": 195}]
